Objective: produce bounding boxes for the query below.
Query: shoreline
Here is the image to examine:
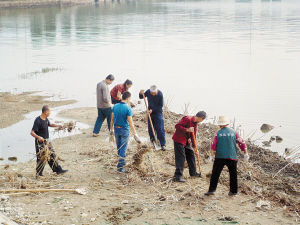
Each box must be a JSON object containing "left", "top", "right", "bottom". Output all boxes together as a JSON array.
[
  {"left": 0, "top": 0, "right": 95, "bottom": 9},
  {"left": 0, "top": 106, "right": 299, "bottom": 224},
  {"left": 0, "top": 92, "right": 76, "bottom": 129}
]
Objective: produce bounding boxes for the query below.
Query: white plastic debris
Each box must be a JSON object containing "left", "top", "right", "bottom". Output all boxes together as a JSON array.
[{"left": 256, "top": 199, "right": 271, "bottom": 209}]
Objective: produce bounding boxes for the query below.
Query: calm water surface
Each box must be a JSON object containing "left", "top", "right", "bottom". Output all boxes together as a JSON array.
[{"left": 0, "top": 0, "right": 299, "bottom": 160}]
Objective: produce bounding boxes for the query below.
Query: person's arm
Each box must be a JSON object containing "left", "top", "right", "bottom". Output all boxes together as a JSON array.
[
  {"left": 128, "top": 116, "right": 137, "bottom": 135},
  {"left": 30, "top": 130, "right": 44, "bottom": 142},
  {"left": 31, "top": 120, "right": 44, "bottom": 142},
  {"left": 139, "top": 89, "right": 149, "bottom": 99},
  {"left": 49, "top": 123, "right": 62, "bottom": 128},
  {"left": 175, "top": 117, "right": 192, "bottom": 132},
  {"left": 102, "top": 83, "right": 110, "bottom": 104},
  {"left": 236, "top": 132, "right": 247, "bottom": 152},
  {"left": 110, "top": 113, "right": 115, "bottom": 135},
  {"left": 175, "top": 117, "right": 191, "bottom": 133},
  {"left": 139, "top": 89, "right": 145, "bottom": 99},
  {"left": 236, "top": 132, "right": 249, "bottom": 161},
  {"left": 210, "top": 135, "right": 218, "bottom": 158}
]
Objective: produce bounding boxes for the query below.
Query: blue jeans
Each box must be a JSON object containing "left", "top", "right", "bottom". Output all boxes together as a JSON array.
[
  {"left": 93, "top": 107, "right": 112, "bottom": 134},
  {"left": 115, "top": 127, "right": 130, "bottom": 169},
  {"left": 148, "top": 113, "right": 166, "bottom": 146}
]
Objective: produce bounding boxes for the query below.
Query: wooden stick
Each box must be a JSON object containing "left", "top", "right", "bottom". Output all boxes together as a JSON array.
[
  {"left": 142, "top": 93, "right": 156, "bottom": 137},
  {"left": 142, "top": 93, "right": 160, "bottom": 149},
  {"left": 191, "top": 132, "right": 202, "bottom": 173},
  {"left": 0, "top": 189, "right": 79, "bottom": 194}
]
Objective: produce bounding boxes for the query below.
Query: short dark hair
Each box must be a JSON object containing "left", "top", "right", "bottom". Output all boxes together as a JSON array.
[
  {"left": 196, "top": 111, "right": 206, "bottom": 119},
  {"left": 122, "top": 91, "right": 131, "bottom": 100},
  {"left": 42, "top": 105, "right": 50, "bottom": 113},
  {"left": 124, "top": 79, "right": 132, "bottom": 88},
  {"left": 106, "top": 74, "right": 115, "bottom": 81}
]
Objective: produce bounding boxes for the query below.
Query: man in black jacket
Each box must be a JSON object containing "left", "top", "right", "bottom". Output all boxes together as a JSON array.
[{"left": 139, "top": 85, "right": 166, "bottom": 150}]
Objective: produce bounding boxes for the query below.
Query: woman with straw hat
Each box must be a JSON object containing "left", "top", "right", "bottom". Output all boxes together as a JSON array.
[{"left": 205, "top": 116, "right": 249, "bottom": 196}]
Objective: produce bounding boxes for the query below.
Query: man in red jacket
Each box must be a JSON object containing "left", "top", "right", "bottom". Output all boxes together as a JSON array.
[{"left": 172, "top": 111, "right": 207, "bottom": 182}]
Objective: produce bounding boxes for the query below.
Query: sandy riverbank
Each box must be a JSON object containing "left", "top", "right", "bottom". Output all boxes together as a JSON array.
[
  {"left": 0, "top": 92, "right": 76, "bottom": 129},
  {"left": 0, "top": 105, "right": 299, "bottom": 224},
  {"left": 0, "top": 0, "right": 94, "bottom": 9}
]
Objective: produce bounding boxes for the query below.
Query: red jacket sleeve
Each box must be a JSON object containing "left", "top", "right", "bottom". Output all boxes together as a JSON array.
[
  {"left": 175, "top": 117, "right": 188, "bottom": 133},
  {"left": 211, "top": 135, "right": 217, "bottom": 151},
  {"left": 236, "top": 132, "right": 247, "bottom": 152}
]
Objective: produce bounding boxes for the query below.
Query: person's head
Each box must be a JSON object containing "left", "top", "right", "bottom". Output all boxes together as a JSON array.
[
  {"left": 217, "top": 116, "right": 230, "bottom": 128},
  {"left": 124, "top": 79, "right": 133, "bottom": 91},
  {"left": 122, "top": 91, "right": 131, "bottom": 103},
  {"left": 105, "top": 74, "right": 115, "bottom": 85},
  {"left": 150, "top": 85, "right": 158, "bottom": 96},
  {"left": 194, "top": 111, "right": 207, "bottom": 123},
  {"left": 42, "top": 105, "right": 50, "bottom": 117}
]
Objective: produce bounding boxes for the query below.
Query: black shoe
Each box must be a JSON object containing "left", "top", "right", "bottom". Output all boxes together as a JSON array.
[
  {"left": 161, "top": 146, "right": 166, "bottom": 151},
  {"left": 204, "top": 191, "right": 215, "bottom": 196},
  {"left": 228, "top": 192, "right": 238, "bottom": 196},
  {"left": 56, "top": 169, "right": 68, "bottom": 175},
  {"left": 191, "top": 172, "right": 201, "bottom": 178},
  {"left": 173, "top": 177, "right": 186, "bottom": 183}
]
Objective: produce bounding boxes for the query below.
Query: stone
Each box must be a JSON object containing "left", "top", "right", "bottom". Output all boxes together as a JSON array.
[
  {"left": 0, "top": 195, "right": 9, "bottom": 201},
  {"left": 260, "top": 124, "right": 274, "bottom": 133}
]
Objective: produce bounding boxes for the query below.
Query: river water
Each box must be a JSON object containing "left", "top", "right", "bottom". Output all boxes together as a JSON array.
[{"left": 0, "top": 0, "right": 299, "bottom": 161}]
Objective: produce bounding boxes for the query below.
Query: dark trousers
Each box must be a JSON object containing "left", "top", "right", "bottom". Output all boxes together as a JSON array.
[
  {"left": 93, "top": 107, "right": 112, "bottom": 134},
  {"left": 111, "top": 96, "right": 121, "bottom": 105},
  {"left": 35, "top": 141, "right": 61, "bottom": 175},
  {"left": 208, "top": 158, "right": 238, "bottom": 194},
  {"left": 174, "top": 141, "right": 197, "bottom": 178},
  {"left": 148, "top": 113, "right": 166, "bottom": 146}
]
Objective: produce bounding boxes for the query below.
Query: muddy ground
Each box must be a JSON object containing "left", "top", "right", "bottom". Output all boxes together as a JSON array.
[
  {"left": 0, "top": 92, "right": 76, "bottom": 128},
  {"left": 0, "top": 105, "right": 299, "bottom": 225}
]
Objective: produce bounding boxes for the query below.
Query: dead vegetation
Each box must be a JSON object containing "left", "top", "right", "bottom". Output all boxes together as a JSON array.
[{"left": 0, "top": 110, "right": 299, "bottom": 224}]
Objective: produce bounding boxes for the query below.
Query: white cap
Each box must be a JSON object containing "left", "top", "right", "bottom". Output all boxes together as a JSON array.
[{"left": 150, "top": 85, "right": 158, "bottom": 93}]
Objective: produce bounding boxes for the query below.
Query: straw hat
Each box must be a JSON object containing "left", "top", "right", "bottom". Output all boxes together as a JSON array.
[{"left": 217, "top": 116, "right": 230, "bottom": 126}]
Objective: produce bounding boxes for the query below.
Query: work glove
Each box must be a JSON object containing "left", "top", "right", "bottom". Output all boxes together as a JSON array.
[
  {"left": 134, "top": 134, "right": 142, "bottom": 144},
  {"left": 244, "top": 153, "right": 250, "bottom": 162}
]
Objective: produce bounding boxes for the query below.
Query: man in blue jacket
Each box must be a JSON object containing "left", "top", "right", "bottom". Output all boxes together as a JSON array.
[{"left": 139, "top": 85, "right": 166, "bottom": 151}]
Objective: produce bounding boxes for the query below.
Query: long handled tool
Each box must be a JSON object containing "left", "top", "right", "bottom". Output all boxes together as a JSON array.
[
  {"left": 0, "top": 188, "right": 87, "bottom": 195},
  {"left": 142, "top": 93, "right": 161, "bottom": 150},
  {"left": 191, "top": 132, "right": 202, "bottom": 174}
]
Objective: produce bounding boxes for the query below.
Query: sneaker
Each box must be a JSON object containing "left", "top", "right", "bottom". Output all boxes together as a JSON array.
[
  {"left": 173, "top": 177, "right": 186, "bottom": 183},
  {"left": 204, "top": 191, "right": 215, "bottom": 196},
  {"left": 117, "top": 168, "right": 129, "bottom": 173},
  {"left": 56, "top": 169, "right": 68, "bottom": 175},
  {"left": 228, "top": 192, "right": 238, "bottom": 196},
  {"left": 161, "top": 146, "right": 166, "bottom": 151},
  {"left": 92, "top": 133, "right": 99, "bottom": 137},
  {"left": 191, "top": 172, "right": 201, "bottom": 178}
]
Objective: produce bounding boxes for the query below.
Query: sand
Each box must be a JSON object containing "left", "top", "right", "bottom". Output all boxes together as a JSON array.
[
  {"left": 0, "top": 92, "right": 76, "bottom": 129},
  {"left": 0, "top": 104, "right": 299, "bottom": 224}
]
